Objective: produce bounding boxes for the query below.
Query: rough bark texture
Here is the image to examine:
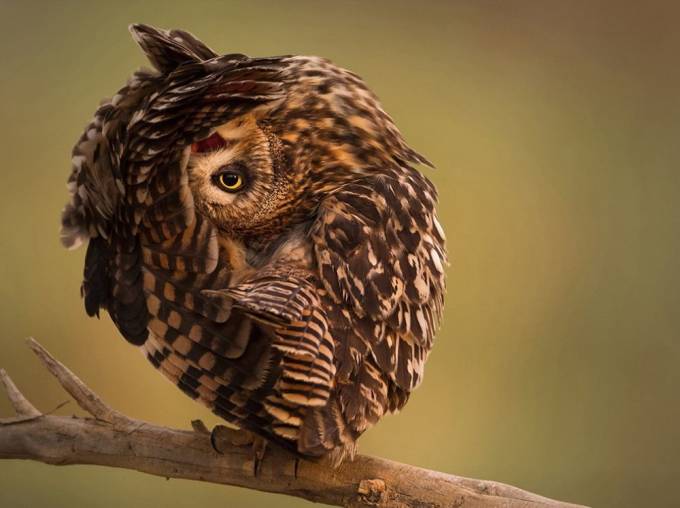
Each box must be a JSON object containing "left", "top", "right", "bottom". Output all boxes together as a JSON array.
[{"left": 0, "top": 339, "right": 588, "bottom": 508}]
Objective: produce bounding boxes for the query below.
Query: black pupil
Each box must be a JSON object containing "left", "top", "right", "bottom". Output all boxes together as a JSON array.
[{"left": 222, "top": 174, "right": 239, "bottom": 187}]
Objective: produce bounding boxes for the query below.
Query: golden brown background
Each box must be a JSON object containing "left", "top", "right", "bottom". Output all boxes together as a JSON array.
[{"left": 1, "top": 1, "right": 679, "bottom": 507}]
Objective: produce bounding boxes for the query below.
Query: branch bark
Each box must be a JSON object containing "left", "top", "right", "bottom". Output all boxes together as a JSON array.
[{"left": 0, "top": 339, "right": 588, "bottom": 508}]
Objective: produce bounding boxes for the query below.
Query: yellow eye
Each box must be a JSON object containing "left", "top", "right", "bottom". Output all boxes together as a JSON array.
[{"left": 216, "top": 172, "right": 244, "bottom": 192}]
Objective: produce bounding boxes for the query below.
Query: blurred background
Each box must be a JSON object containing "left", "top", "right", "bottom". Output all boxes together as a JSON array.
[{"left": 1, "top": 1, "right": 679, "bottom": 507}]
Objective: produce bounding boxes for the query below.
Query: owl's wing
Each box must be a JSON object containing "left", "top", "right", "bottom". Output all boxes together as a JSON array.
[
  {"left": 310, "top": 169, "right": 446, "bottom": 424},
  {"left": 206, "top": 272, "right": 336, "bottom": 406}
]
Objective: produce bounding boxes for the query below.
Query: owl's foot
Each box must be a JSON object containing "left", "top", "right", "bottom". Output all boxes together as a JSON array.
[
  {"left": 210, "top": 426, "right": 268, "bottom": 477},
  {"left": 232, "top": 429, "right": 268, "bottom": 477},
  {"left": 209, "top": 424, "right": 234, "bottom": 453}
]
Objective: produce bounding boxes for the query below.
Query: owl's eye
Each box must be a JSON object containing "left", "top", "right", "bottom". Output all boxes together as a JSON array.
[
  {"left": 218, "top": 173, "right": 244, "bottom": 191},
  {"left": 212, "top": 165, "right": 247, "bottom": 193}
]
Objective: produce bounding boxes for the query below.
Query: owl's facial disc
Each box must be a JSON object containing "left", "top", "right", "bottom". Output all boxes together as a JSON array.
[
  {"left": 187, "top": 115, "right": 288, "bottom": 235},
  {"left": 188, "top": 133, "right": 250, "bottom": 206}
]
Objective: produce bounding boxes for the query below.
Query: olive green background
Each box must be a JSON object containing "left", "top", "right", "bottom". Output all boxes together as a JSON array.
[{"left": 1, "top": 1, "right": 679, "bottom": 507}]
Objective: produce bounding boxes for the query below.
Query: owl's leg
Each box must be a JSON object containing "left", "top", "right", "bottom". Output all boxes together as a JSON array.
[{"left": 210, "top": 425, "right": 268, "bottom": 477}]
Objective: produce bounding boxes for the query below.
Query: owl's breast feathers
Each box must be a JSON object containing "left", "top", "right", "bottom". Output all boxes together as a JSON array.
[{"left": 61, "top": 24, "right": 446, "bottom": 459}]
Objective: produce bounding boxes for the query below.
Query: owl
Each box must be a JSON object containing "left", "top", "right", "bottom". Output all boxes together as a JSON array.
[{"left": 61, "top": 24, "right": 446, "bottom": 462}]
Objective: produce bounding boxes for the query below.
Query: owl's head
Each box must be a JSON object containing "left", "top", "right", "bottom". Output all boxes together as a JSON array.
[{"left": 186, "top": 113, "right": 298, "bottom": 238}]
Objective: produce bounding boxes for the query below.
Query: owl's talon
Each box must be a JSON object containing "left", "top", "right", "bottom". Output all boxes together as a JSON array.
[
  {"left": 294, "top": 457, "right": 301, "bottom": 479},
  {"left": 251, "top": 434, "right": 268, "bottom": 477},
  {"left": 209, "top": 431, "right": 222, "bottom": 454},
  {"left": 210, "top": 424, "right": 233, "bottom": 454}
]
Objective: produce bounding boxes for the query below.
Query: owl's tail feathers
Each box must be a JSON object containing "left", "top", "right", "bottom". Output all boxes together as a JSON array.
[
  {"left": 129, "top": 24, "right": 222, "bottom": 74},
  {"left": 297, "top": 399, "right": 359, "bottom": 465}
]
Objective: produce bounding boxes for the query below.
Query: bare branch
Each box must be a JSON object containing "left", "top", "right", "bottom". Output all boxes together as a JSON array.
[
  {"left": 25, "top": 337, "right": 129, "bottom": 427},
  {"left": 0, "top": 339, "right": 589, "bottom": 508},
  {"left": 0, "top": 368, "right": 41, "bottom": 418}
]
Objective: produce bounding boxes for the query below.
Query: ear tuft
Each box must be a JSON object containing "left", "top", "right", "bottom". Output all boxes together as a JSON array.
[{"left": 129, "top": 23, "right": 218, "bottom": 73}]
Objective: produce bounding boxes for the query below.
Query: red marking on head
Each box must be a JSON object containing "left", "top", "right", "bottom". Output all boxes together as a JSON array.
[{"left": 191, "top": 132, "right": 227, "bottom": 154}]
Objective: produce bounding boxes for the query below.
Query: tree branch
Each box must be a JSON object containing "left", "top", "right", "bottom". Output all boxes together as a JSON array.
[{"left": 0, "top": 339, "right": 588, "bottom": 508}]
